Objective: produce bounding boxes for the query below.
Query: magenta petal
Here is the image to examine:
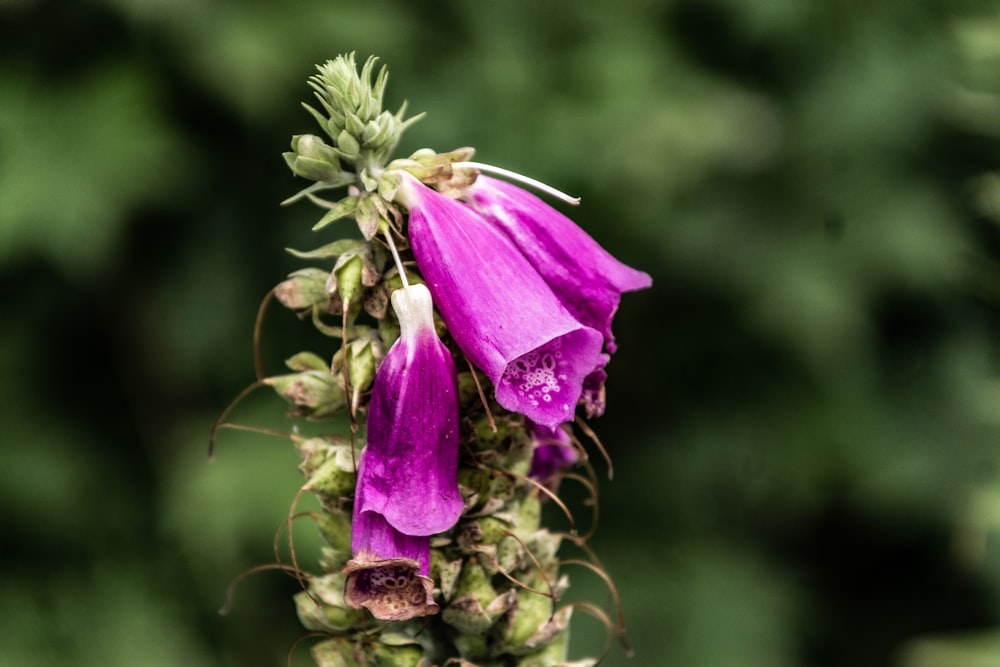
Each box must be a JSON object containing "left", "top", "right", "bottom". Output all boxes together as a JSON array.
[
  {"left": 581, "top": 356, "right": 609, "bottom": 419},
  {"left": 465, "top": 176, "right": 651, "bottom": 353},
  {"left": 527, "top": 421, "right": 579, "bottom": 481},
  {"left": 351, "top": 488, "right": 431, "bottom": 575},
  {"left": 355, "top": 284, "right": 464, "bottom": 536},
  {"left": 400, "top": 176, "right": 604, "bottom": 429}
]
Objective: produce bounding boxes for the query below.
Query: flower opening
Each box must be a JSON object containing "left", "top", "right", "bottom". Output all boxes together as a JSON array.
[{"left": 344, "top": 486, "right": 438, "bottom": 620}]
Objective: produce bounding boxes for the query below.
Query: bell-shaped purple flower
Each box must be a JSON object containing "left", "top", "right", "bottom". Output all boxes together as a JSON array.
[
  {"left": 396, "top": 174, "right": 605, "bottom": 430},
  {"left": 343, "top": 283, "right": 462, "bottom": 620},
  {"left": 354, "top": 283, "right": 464, "bottom": 536},
  {"left": 464, "top": 175, "right": 652, "bottom": 354}
]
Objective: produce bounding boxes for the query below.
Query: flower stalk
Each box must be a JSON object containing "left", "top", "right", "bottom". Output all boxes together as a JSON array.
[{"left": 225, "top": 53, "right": 649, "bottom": 666}]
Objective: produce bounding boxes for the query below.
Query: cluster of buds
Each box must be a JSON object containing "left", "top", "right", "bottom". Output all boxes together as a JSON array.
[{"left": 243, "top": 53, "right": 649, "bottom": 666}]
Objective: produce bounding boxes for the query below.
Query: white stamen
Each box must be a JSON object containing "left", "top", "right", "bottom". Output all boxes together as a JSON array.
[
  {"left": 456, "top": 161, "right": 581, "bottom": 206},
  {"left": 383, "top": 230, "right": 410, "bottom": 289}
]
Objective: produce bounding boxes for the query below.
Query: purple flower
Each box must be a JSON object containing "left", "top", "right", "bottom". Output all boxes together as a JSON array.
[
  {"left": 397, "top": 174, "right": 605, "bottom": 430},
  {"left": 527, "top": 420, "right": 579, "bottom": 481},
  {"left": 464, "top": 175, "right": 652, "bottom": 354},
  {"left": 581, "top": 355, "right": 609, "bottom": 419},
  {"left": 354, "top": 283, "right": 464, "bottom": 536},
  {"left": 343, "top": 283, "right": 462, "bottom": 620}
]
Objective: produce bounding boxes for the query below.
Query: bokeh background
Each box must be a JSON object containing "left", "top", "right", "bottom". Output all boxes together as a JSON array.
[{"left": 4, "top": 1, "right": 1000, "bottom": 665}]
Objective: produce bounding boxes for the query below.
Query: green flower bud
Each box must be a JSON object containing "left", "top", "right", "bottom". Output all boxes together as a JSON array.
[
  {"left": 296, "top": 434, "right": 347, "bottom": 475},
  {"left": 451, "top": 633, "right": 488, "bottom": 662},
  {"left": 330, "top": 253, "right": 363, "bottom": 305},
  {"left": 303, "top": 54, "right": 423, "bottom": 171},
  {"left": 284, "top": 134, "right": 355, "bottom": 184},
  {"left": 499, "top": 592, "right": 572, "bottom": 656},
  {"left": 336, "top": 129, "right": 360, "bottom": 160},
  {"left": 311, "top": 637, "right": 427, "bottom": 667},
  {"left": 306, "top": 456, "right": 356, "bottom": 499},
  {"left": 432, "top": 552, "right": 463, "bottom": 602},
  {"left": 496, "top": 534, "right": 521, "bottom": 573},
  {"left": 274, "top": 268, "right": 331, "bottom": 311},
  {"left": 344, "top": 338, "right": 376, "bottom": 412},
  {"left": 442, "top": 560, "right": 516, "bottom": 634},
  {"left": 310, "top": 638, "right": 356, "bottom": 667},
  {"left": 294, "top": 134, "right": 341, "bottom": 166},
  {"left": 264, "top": 367, "right": 345, "bottom": 418},
  {"left": 314, "top": 512, "right": 352, "bottom": 566},
  {"left": 295, "top": 574, "right": 364, "bottom": 632}
]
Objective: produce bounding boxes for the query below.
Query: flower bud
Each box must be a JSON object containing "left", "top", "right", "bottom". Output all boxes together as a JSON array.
[
  {"left": 442, "top": 560, "right": 516, "bottom": 634},
  {"left": 327, "top": 252, "right": 364, "bottom": 305},
  {"left": 264, "top": 365, "right": 346, "bottom": 418},
  {"left": 274, "top": 268, "right": 330, "bottom": 311},
  {"left": 310, "top": 637, "right": 424, "bottom": 667},
  {"left": 284, "top": 134, "right": 353, "bottom": 184},
  {"left": 303, "top": 54, "right": 423, "bottom": 170},
  {"left": 294, "top": 574, "right": 363, "bottom": 632},
  {"left": 498, "top": 590, "right": 572, "bottom": 656}
]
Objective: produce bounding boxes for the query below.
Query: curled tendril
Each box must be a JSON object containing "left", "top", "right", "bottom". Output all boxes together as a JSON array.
[
  {"left": 558, "top": 558, "right": 630, "bottom": 655},
  {"left": 575, "top": 415, "right": 614, "bottom": 480},
  {"left": 219, "top": 563, "right": 313, "bottom": 616},
  {"left": 558, "top": 600, "right": 616, "bottom": 663}
]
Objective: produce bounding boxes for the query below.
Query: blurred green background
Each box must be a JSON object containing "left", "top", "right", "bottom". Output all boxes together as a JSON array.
[{"left": 3, "top": 1, "right": 1000, "bottom": 665}]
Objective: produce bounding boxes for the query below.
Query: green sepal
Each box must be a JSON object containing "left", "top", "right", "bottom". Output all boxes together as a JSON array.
[
  {"left": 309, "top": 194, "right": 359, "bottom": 231},
  {"left": 378, "top": 170, "right": 402, "bottom": 201},
  {"left": 359, "top": 167, "right": 379, "bottom": 192},
  {"left": 286, "top": 239, "right": 367, "bottom": 261},
  {"left": 285, "top": 351, "right": 330, "bottom": 372},
  {"left": 355, "top": 192, "right": 380, "bottom": 239}
]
